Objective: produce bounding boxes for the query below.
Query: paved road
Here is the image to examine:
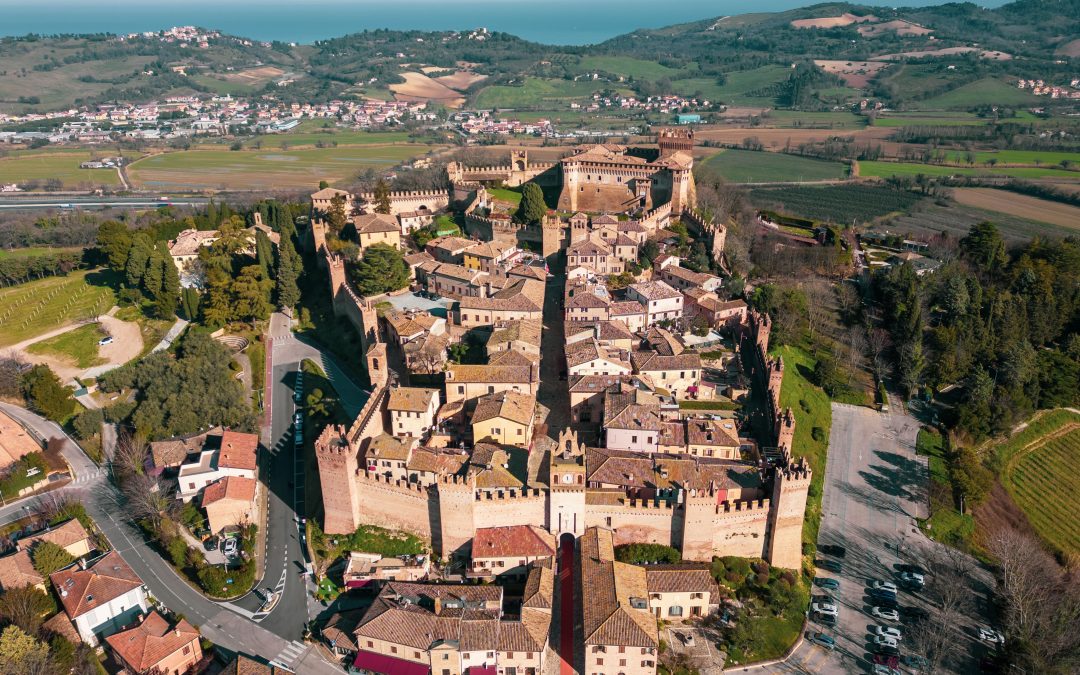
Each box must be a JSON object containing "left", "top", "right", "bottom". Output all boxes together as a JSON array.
[{"left": 0, "top": 196, "right": 211, "bottom": 211}]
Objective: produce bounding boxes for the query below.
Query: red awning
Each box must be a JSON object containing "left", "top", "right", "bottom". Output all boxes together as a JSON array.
[
  {"left": 345, "top": 579, "right": 373, "bottom": 589},
  {"left": 353, "top": 650, "right": 430, "bottom": 675},
  {"left": 466, "top": 667, "right": 497, "bottom": 675}
]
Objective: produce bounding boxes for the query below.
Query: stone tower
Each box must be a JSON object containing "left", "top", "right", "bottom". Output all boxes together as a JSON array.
[
  {"left": 366, "top": 342, "right": 388, "bottom": 390},
  {"left": 436, "top": 475, "right": 476, "bottom": 558},
  {"left": 767, "top": 460, "right": 812, "bottom": 570},
  {"left": 511, "top": 149, "right": 528, "bottom": 172},
  {"left": 680, "top": 486, "right": 718, "bottom": 561},
  {"left": 314, "top": 425, "right": 361, "bottom": 534},
  {"left": 549, "top": 428, "right": 586, "bottom": 536},
  {"left": 657, "top": 127, "right": 694, "bottom": 158}
]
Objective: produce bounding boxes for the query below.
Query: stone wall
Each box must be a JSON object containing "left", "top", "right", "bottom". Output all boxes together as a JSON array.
[
  {"left": 354, "top": 472, "right": 434, "bottom": 541},
  {"left": 767, "top": 461, "right": 812, "bottom": 570},
  {"left": 584, "top": 499, "right": 677, "bottom": 548},
  {"left": 355, "top": 189, "right": 450, "bottom": 216}
]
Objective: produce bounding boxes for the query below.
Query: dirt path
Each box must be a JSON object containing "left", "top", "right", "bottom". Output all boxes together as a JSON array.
[
  {"left": 96, "top": 314, "right": 144, "bottom": 365},
  {"left": 5, "top": 310, "right": 144, "bottom": 383}
]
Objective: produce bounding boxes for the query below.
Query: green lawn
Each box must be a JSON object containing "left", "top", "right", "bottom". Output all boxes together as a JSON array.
[
  {"left": 0, "top": 151, "right": 123, "bottom": 188},
  {"left": 27, "top": 322, "right": 106, "bottom": 368},
  {"left": 0, "top": 246, "right": 84, "bottom": 259},
  {"left": 858, "top": 160, "right": 1080, "bottom": 180},
  {"left": 577, "top": 56, "right": 683, "bottom": 80},
  {"left": 918, "top": 78, "right": 1036, "bottom": 110},
  {"left": 472, "top": 77, "right": 631, "bottom": 108},
  {"left": 916, "top": 427, "right": 976, "bottom": 549},
  {"left": 941, "top": 149, "right": 1080, "bottom": 167},
  {"left": 488, "top": 187, "right": 523, "bottom": 205},
  {"left": 0, "top": 269, "right": 117, "bottom": 348},
  {"left": 187, "top": 73, "right": 258, "bottom": 96},
  {"left": 773, "top": 345, "right": 832, "bottom": 550},
  {"left": 128, "top": 145, "right": 436, "bottom": 191},
  {"left": 702, "top": 149, "right": 847, "bottom": 183},
  {"left": 765, "top": 110, "right": 867, "bottom": 128}
]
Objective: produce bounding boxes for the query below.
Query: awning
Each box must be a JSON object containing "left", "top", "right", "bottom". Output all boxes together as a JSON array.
[
  {"left": 353, "top": 650, "right": 430, "bottom": 675},
  {"left": 466, "top": 667, "right": 497, "bottom": 675},
  {"left": 346, "top": 579, "right": 373, "bottom": 589}
]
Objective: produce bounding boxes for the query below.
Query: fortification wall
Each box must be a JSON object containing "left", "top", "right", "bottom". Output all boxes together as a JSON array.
[
  {"left": 471, "top": 489, "right": 548, "bottom": 531},
  {"left": 584, "top": 499, "right": 677, "bottom": 548},
  {"left": 355, "top": 189, "right": 450, "bottom": 216},
  {"left": 640, "top": 202, "right": 673, "bottom": 233},
  {"left": 767, "top": 462, "right": 812, "bottom": 570},
  {"left": 707, "top": 499, "right": 771, "bottom": 561},
  {"left": 354, "top": 473, "right": 433, "bottom": 541},
  {"left": 315, "top": 425, "right": 361, "bottom": 534}
]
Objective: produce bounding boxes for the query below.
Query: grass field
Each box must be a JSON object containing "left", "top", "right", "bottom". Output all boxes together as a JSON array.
[
  {"left": 0, "top": 269, "right": 116, "bottom": 348},
  {"left": 0, "top": 151, "right": 123, "bottom": 188},
  {"left": 0, "top": 246, "right": 84, "bottom": 258},
  {"left": 858, "top": 160, "right": 1080, "bottom": 180},
  {"left": 670, "top": 65, "right": 792, "bottom": 105},
  {"left": 917, "top": 428, "right": 976, "bottom": 548},
  {"left": 873, "top": 112, "right": 987, "bottom": 128},
  {"left": 577, "top": 56, "right": 683, "bottom": 80},
  {"left": 26, "top": 322, "right": 106, "bottom": 368},
  {"left": 951, "top": 188, "right": 1080, "bottom": 230},
  {"left": 919, "top": 78, "right": 1036, "bottom": 110},
  {"left": 487, "top": 187, "right": 523, "bottom": 205},
  {"left": 993, "top": 409, "right": 1080, "bottom": 556},
  {"left": 750, "top": 184, "right": 924, "bottom": 224},
  {"left": 187, "top": 73, "right": 258, "bottom": 96},
  {"left": 765, "top": 110, "right": 867, "bottom": 128},
  {"left": 244, "top": 127, "right": 414, "bottom": 149},
  {"left": 701, "top": 149, "right": 847, "bottom": 183},
  {"left": 773, "top": 345, "right": 831, "bottom": 549},
  {"left": 128, "top": 145, "right": 436, "bottom": 190},
  {"left": 472, "top": 78, "right": 631, "bottom": 109},
  {"left": 881, "top": 202, "right": 1076, "bottom": 244},
  {"left": 941, "top": 150, "right": 1080, "bottom": 167}
]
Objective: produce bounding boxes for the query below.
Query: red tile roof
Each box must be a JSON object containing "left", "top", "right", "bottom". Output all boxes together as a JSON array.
[
  {"left": 201, "top": 476, "right": 257, "bottom": 506},
  {"left": 50, "top": 551, "right": 144, "bottom": 620},
  {"left": 471, "top": 525, "right": 554, "bottom": 560},
  {"left": 105, "top": 610, "right": 200, "bottom": 673},
  {"left": 219, "top": 430, "right": 258, "bottom": 471}
]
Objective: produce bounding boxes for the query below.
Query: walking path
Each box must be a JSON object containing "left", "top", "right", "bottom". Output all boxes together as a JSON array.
[
  {"left": 558, "top": 536, "right": 575, "bottom": 675},
  {"left": 151, "top": 317, "right": 189, "bottom": 353}
]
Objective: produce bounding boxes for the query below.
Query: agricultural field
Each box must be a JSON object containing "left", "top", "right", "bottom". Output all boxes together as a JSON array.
[
  {"left": 472, "top": 78, "right": 631, "bottom": 109},
  {"left": 918, "top": 78, "right": 1036, "bottom": 110},
  {"left": 243, "top": 124, "right": 414, "bottom": 149},
  {"left": 857, "top": 160, "right": 1080, "bottom": 181},
  {"left": 749, "top": 184, "right": 924, "bottom": 224},
  {"left": 993, "top": 409, "right": 1080, "bottom": 557},
  {"left": 873, "top": 112, "right": 988, "bottom": 127},
  {"left": 0, "top": 246, "right": 84, "bottom": 259},
  {"left": 880, "top": 202, "right": 1076, "bottom": 244},
  {"left": 576, "top": 56, "right": 683, "bottom": 80},
  {"left": 27, "top": 322, "right": 107, "bottom": 368},
  {"left": 950, "top": 188, "right": 1080, "bottom": 230},
  {"left": 127, "top": 144, "right": 437, "bottom": 191},
  {"left": 763, "top": 111, "right": 867, "bottom": 129},
  {"left": 0, "top": 269, "right": 116, "bottom": 348},
  {"left": 670, "top": 65, "right": 792, "bottom": 105},
  {"left": 0, "top": 150, "right": 124, "bottom": 188},
  {"left": 701, "top": 149, "right": 847, "bottom": 183},
  {"left": 940, "top": 150, "right": 1080, "bottom": 167}
]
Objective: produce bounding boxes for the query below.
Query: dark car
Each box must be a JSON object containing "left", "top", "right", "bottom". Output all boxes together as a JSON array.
[
  {"left": 873, "top": 596, "right": 900, "bottom": 610},
  {"left": 897, "top": 563, "right": 926, "bottom": 576},
  {"left": 873, "top": 643, "right": 901, "bottom": 657},
  {"left": 869, "top": 588, "right": 898, "bottom": 601},
  {"left": 203, "top": 536, "right": 218, "bottom": 552},
  {"left": 816, "top": 612, "right": 837, "bottom": 626},
  {"left": 821, "top": 544, "right": 847, "bottom": 558},
  {"left": 818, "top": 559, "right": 843, "bottom": 573}
]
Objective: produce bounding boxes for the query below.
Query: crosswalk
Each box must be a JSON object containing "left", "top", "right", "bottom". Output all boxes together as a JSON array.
[
  {"left": 272, "top": 640, "right": 306, "bottom": 668},
  {"left": 70, "top": 470, "right": 106, "bottom": 485}
]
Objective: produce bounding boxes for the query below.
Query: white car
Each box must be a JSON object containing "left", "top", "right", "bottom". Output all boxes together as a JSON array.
[
  {"left": 873, "top": 626, "right": 903, "bottom": 641},
  {"left": 811, "top": 602, "right": 838, "bottom": 616},
  {"left": 900, "top": 571, "right": 925, "bottom": 586},
  {"left": 872, "top": 606, "right": 900, "bottom": 621},
  {"left": 873, "top": 635, "right": 899, "bottom": 649},
  {"left": 98, "top": 336, "right": 114, "bottom": 345},
  {"left": 223, "top": 538, "right": 239, "bottom": 556},
  {"left": 871, "top": 580, "right": 899, "bottom": 594},
  {"left": 978, "top": 627, "right": 1004, "bottom": 644}
]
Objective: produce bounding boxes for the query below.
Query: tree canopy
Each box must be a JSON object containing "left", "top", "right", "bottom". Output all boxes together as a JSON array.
[
  {"left": 514, "top": 183, "right": 547, "bottom": 226},
  {"left": 19, "top": 365, "right": 76, "bottom": 422},
  {"left": 349, "top": 243, "right": 410, "bottom": 296}
]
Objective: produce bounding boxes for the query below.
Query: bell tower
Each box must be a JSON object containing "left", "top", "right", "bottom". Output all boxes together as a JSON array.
[{"left": 549, "top": 428, "right": 586, "bottom": 536}]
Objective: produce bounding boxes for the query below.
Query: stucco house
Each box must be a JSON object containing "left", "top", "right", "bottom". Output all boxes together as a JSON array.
[
  {"left": 470, "top": 390, "right": 536, "bottom": 446},
  {"left": 17, "top": 518, "right": 93, "bottom": 559},
  {"left": 177, "top": 429, "right": 258, "bottom": 501},
  {"left": 201, "top": 475, "right": 258, "bottom": 534},
  {"left": 645, "top": 564, "right": 720, "bottom": 622},
  {"left": 387, "top": 388, "right": 440, "bottom": 439},
  {"left": 105, "top": 610, "right": 202, "bottom": 675},
  {"left": 470, "top": 525, "right": 554, "bottom": 579},
  {"left": 354, "top": 213, "right": 402, "bottom": 252},
  {"left": 50, "top": 551, "right": 150, "bottom": 646},
  {"left": 626, "top": 281, "right": 683, "bottom": 327}
]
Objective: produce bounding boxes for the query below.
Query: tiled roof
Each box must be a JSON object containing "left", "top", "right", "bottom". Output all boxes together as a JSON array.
[
  {"left": 468, "top": 444, "right": 524, "bottom": 489},
  {"left": 219, "top": 430, "right": 258, "bottom": 471},
  {"left": 487, "top": 350, "right": 538, "bottom": 367},
  {"left": 464, "top": 241, "right": 507, "bottom": 259},
  {"left": 686, "top": 418, "right": 740, "bottom": 448},
  {"left": 659, "top": 421, "right": 686, "bottom": 448},
  {"left": 311, "top": 187, "right": 351, "bottom": 201},
  {"left": 645, "top": 564, "right": 720, "bottom": 596},
  {"left": 631, "top": 350, "right": 702, "bottom": 373},
  {"left": 387, "top": 387, "right": 439, "bottom": 413},
  {"left": 365, "top": 434, "right": 416, "bottom": 462},
  {"left": 522, "top": 560, "right": 554, "bottom": 610},
  {"left": 16, "top": 519, "right": 90, "bottom": 554},
  {"left": 354, "top": 582, "right": 503, "bottom": 651},
  {"left": 321, "top": 609, "right": 364, "bottom": 652},
  {"left": 220, "top": 654, "right": 290, "bottom": 674},
  {"left": 0, "top": 550, "right": 43, "bottom": 590},
  {"left": 472, "top": 390, "right": 535, "bottom": 426},
  {"left": 407, "top": 447, "right": 468, "bottom": 476},
  {"left": 427, "top": 235, "right": 474, "bottom": 254},
  {"left": 51, "top": 551, "right": 144, "bottom": 620},
  {"left": 604, "top": 399, "right": 661, "bottom": 432},
  {"left": 488, "top": 319, "right": 543, "bottom": 349},
  {"left": 629, "top": 280, "right": 682, "bottom": 302},
  {"left": 429, "top": 262, "right": 484, "bottom": 284},
  {"left": 105, "top": 610, "right": 199, "bottom": 673},
  {"left": 568, "top": 239, "right": 612, "bottom": 258},
  {"left": 149, "top": 427, "right": 222, "bottom": 469},
  {"left": 403, "top": 251, "right": 436, "bottom": 267},
  {"left": 609, "top": 300, "right": 646, "bottom": 316},
  {"left": 201, "top": 476, "right": 257, "bottom": 506},
  {"left": 568, "top": 374, "right": 630, "bottom": 394},
  {"left": 565, "top": 289, "right": 611, "bottom": 310},
  {"left": 42, "top": 612, "right": 80, "bottom": 645},
  {"left": 355, "top": 213, "right": 400, "bottom": 234},
  {"left": 446, "top": 364, "right": 534, "bottom": 385},
  {"left": 580, "top": 527, "right": 658, "bottom": 648},
  {"left": 472, "top": 525, "right": 554, "bottom": 560},
  {"left": 498, "top": 608, "right": 551, "bottom": 652}
]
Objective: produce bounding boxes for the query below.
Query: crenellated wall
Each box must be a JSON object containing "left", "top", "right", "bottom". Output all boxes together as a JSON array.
[
  {"left": 354, "top": 189, "right": 451, "bottom": 216},
  {"left": 585, "top": 498, "right": 678, "bottom": 548}
]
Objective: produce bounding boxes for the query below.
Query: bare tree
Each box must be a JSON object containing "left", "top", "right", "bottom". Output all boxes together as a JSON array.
[
  {"left": 111, "top": 431, "right": 150, "bottom": 482},
  {"left": 845, "top": 326, "right": 867, "bottom": 381},
  {"left": 120, "top": 472, "right": 172, "bottom": 532},
  {"left": 803, "top": 280, "right": 832, "bottom": 342},
  {"left": 868, "top": 327, "right": 891, "bottom": 379}
]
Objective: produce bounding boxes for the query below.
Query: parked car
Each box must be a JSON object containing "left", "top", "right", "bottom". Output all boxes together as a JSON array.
[
  {"left": 98, "top": 336, "right": 114, "bottom": 346},
  {"left": 815, "top": 577, "right": 840, "bottom": 590},
  {"left": 899, "top": 605, "right": 929, "bottom": 622},
  {"left": 873, "top": 636, "right": 901, "bottom": 656},
  {"left": 808, "top": 632, "right": 835, "bottom": 650},
  {"left": 902, "top": 655, "right": 930, "bottom": 670},
  {"left": 897, "top": 564, "right": 926, "bottom": 576},
  {"left": 871, "top": 580, "right": 899, "bottom": 594},
  {"left": 223, "top": 538, "right": 239, "bottom": 556},
  {"left": 811, "top": 602, "right": 838, "bottom": 616},
  {"left": 821, "top": 544, "right": 847, "bottom": 558},
  {"left": 816, "top": 612, "right": 837, "bottom": 627},
  {"left": 899, "top": 571, "right": 925, "bottom": 588},
  {"left": 818, "top": 559, "right": 843, "bottom": 573},
  {"left": 872, "top": 606, "right": 900, "bottom": 622},
  {"left": 978, "top": 627, "right": 1004, "bottom": 645},
  {"left": 873, "top": 626, "right": 903, "bottom": 641},
  {"left": 869, "top": 587, "right": 898, "bottom": 601},
  {"left": 203, "top": 536, "right": 218, "bottom": 552},
  {"left": 294, "top": 412, "right": 303, "bottom": 425}
]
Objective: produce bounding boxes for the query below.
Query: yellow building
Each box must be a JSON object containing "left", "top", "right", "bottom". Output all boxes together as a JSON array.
[
  {"left": 354, "top": 214, "right": 402, "bottom": 253},
  {"left": 470, "top": 390, "right": 536, "bottom": 446}
]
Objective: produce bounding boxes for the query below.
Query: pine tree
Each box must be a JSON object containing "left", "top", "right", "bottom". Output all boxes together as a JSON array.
[
  {"left": 232, "top": 265, "right": 274, "bottom": 326},
  {"left": 141, "top": 249, "right": 164, "bottom": 298},
  {"left": 255, "top": 229, "right": 273, "bottom": 276},
  {"left": 515, "top": 183, "right": 547, "bottom": 225},
  {"left": 124, "top": 235, "right": 152, "bottom": 289},
  {"left": 276, "top": 236, "right": 301, "bottom": 309},
  {"left": 373, "top": 178, "right": 392, "bottom": 214},
  {"left": 158, "top": 254, "right": 180, "bottom": 318},
  {"left": 327, "top": 195, "right": 348, "bottom": 234}
]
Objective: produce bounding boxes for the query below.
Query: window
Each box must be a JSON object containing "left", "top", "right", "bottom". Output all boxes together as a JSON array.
[
  {"left": 620, "top": 659, "right": 627, "bottom": 666},
  {"left": 391, "top": 646, "right": 397, "bottom": 654},
  {"left": 596, "top": 658, "right": 604, "bottom": 666},
  {"left": 415, "top": 651, "right": 421, "bottom": 658},
  {"left": 188, "top": 483, "right": 195, "bottom": 490},
  {"left": 507, "top": 652, "right": 514, "bottom": 658},
  {"left": 493, "top": 428, "right": 501, "bottom": 435},
  {"left": 619, "top": 647, "right": 625, "bottom": 654},
  {"left": 669, "top": 606, "right": 684, "bottom": 617},
  {"left": 489, "top": 386, "right": 495, "bottom": 393},
  {"left": 518, "top": 428, "right": 523, "bottom": 436},
  {"left": 458, "top": 386, "right": 465, "bottom": 394},
  {"left": 367, "top": 641, "right": 374, "bottom": 648},
  {"left": 632, "top": 436, "right": 637, "bottom": 444},
  {"left": 182, "top": 645, "right": 190, "bottom": 655}
]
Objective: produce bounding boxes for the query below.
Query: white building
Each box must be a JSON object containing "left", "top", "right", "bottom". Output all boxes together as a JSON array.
[
  {"left": 50, "top": 551, "right": 149, "bottom": 646},
  {"left": 177, "top": 429, "right": 258, "bottom": 501}
]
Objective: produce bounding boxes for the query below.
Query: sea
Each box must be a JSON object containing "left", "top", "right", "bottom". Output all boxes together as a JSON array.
[{"left": 0, "top": 0, "right": 1012, "bottom": 46}]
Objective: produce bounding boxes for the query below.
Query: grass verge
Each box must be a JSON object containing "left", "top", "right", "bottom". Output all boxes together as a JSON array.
[{"left": 27, "top": 323, "right": 106, "bottom": 368}]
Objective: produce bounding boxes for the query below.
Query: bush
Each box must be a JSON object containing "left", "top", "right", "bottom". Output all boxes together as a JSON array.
[
  {"left": 30, "top": 541, "right": 75, "bottom": 576},
  {"left": 167, "top": 537, "right": 188, "bottom": 568},
  {"left": 615, "top": 543, "right": 681, "bottom": 565},
  {"left": 71, "top": 408, "right": 104, "bottom": 441},
  {"left": 811, "top": 426, "right": 825, "bottom": 442},
  {"left": 20, "top": 365, "right": 77, "bottom": 422}
]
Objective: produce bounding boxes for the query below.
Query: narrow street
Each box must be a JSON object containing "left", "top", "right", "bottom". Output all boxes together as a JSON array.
[
  {"left": 557, "top": 534, "right": 576, "bottom": 675},
  {"left": 537, "top": 258, "right": 569, "bottom": 435}
]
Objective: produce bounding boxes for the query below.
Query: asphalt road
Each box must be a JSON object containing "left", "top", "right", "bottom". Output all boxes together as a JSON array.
[{"left": 0, "top": 196, "right": 211, "bottom": 211}]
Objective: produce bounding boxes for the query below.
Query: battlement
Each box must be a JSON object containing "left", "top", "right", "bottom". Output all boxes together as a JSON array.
[
  {"left": 360, "top": 469, "right": 429, "bottom": 494},
  {"left": 619, "top": 497, "right": 678, "bottom": 512},
  {"left": 357, "top": 189, "right": 450, "bottom": 200},
  {"left": 315, "top": 424, "right": 351, "bottom": 455},
  {"left": 436, "top": 473, "right": 475, "bottom": 487},
  {"left": 719, "top": 498, "right": 770, "bottom": 514},
  {"left": 779, "top": 459, "right": 812, "bottom": 483},
  {"left": 476, "top": 487, "right": 545, "bottom": 501}
]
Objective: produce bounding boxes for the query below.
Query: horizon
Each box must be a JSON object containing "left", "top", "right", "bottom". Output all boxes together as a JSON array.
[{"left": 0, "top": 0, "right": 1014, "bottom": 45}]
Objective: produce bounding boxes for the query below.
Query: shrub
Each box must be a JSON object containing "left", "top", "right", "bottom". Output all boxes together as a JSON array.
[
  {"left": 811, "top": 426, "right": 825, "bottom": 442},
  {"left": 614, "top": 543, "right": 681, "bottom": 565},
  {"left": 30, "top": 541, "right": 75, "bottom": 576},
  {"left": 71, "top": 408, "right": 104, "bottom": 441},
  {"left": 167, "top": 537, "right": 188, "bottom": 568}
]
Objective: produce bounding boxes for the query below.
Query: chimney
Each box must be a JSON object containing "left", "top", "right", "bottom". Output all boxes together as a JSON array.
[{"left": 434, "top": 595, "right": 442, "bottom": 615}]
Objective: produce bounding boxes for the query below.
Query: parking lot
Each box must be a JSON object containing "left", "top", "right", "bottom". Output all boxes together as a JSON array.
[{"left": 383, "top": 289, "right": 453, "bottom": 317}]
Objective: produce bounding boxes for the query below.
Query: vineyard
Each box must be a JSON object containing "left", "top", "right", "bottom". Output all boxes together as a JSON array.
[
  {"left": 0, "top": 269, "right": 116, "bottom": 347},
  {"left": 749, "top": 184, "right": 924, "bottom": 224},
  {"left": 994, "top": 409, "right": 1080, "bottom": 557}
]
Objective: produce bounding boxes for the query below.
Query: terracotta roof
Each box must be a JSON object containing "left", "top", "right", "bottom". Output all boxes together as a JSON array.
[
  {"left": 686, "top": 418, "right": 740, "bottom": 448},
  {"left": 609, "top": 300, "right": 646, "bottom": 316},
  {"left": 220, "top": 654, "right": 290, "bottom": 675},
  {"left": 149, "top": 427, "right": 222, "bottom": 470},
  {"left": 311, "top": 187, "right": 351, "bottom": 201},
  {"left": 459, "top": 279, "right": 544, "bottom": 313},
  {"left": 565, "top": 288, "right": 611, "bottom": 310},
  {"left": 365, "top": 434, "right": 416, "bottom": 462},
  {"left": 498, "top": 608, "right": 551, "bottom": 652},
  {"left": 645, "top": 564, "right": 720, "bottom": 596},
  {"left": 629, "top": 280, "right": 682, "bottom": 302},
  {"left": 321, "top": 609, "right": 363, "bottom": 652},
  {"left": 631, "top": 350, "right": 702, "bottom": 373},
  {"left": 464, "top": 241, "right": 508, "bottom": 260},
  {"left": 580, "top": 527, "right": 658, "bottom": 648},
  {"left": 427, "top": 235, "right": 474, "bottom": 255},
  {"left": 604, "top": 399, "right": 662, "bottom": 432},
  {"left": 445, "top": 364, "right": 535, "bottom": 385},
  {"left": 106, "top": 610, "right": 200, "bottom": 673},
  {"left": 201, "top": 476, "right": 257, "bottom": 506},
  {"left": 659, "top": 421, "right": 686, "bottom": 448},
  {"left": 51, "top": 551, "right": 144, "bottom": 620},
  {"left": 0, "top": 550, "right": 43, "bottom": 590},
  {"left": 508, "top": 264, "right": 548, "bottom": 281},
  {"left": 0, "top": 408, "right": 41, "bottom": 467},
  {"left": 428, "top": 262, "right": 484, "bottom": 284},
  {"left": 568, "top": 374, "right": 630, "bottom": 394},
  {"left": 42, "top": 611, "right": 80, "bottom": 644},
  {"left": 17, "top": 519, "right": 91, "bottom": 555},
  {"left": 567, "top": 320, "right": 634, "bottom": 344},
  {"left": 471, "top": 390, "right": 535, "bottom": 426},
  {"left": 354, "top": 582, "right": 503, "bottom": 651},
  {"left": 486, "top": 350, "right": 538, "bottom": 367},
  {"left": 387, "top": 388, "right": 439, "bottom": 413},
  {"left": 403, "top": 251, "right": 435, "bottom": 267},
  {"left": 219, "top": 430, "right": 258, "bottom": 471},
  {"left": 167, "top": 229, "right": 219, "bottom": 257},
  {"left": 522, "top": 560, "right": 554, "bottom": 610},
  {"left": 472, "top": 525, "right": 554, "bottom": 561},
  {"left": 468, "top": 444, "right": 524, "bottom": 489},
  {"left": 487, "top": 319, "right": 543, "bottom": 349},
  {"left": 407, "top": 447, "right": 468, "bottom": 476},
  {"left": 568, "top": 239, "right": 612, "bottom": 258},
  {"left": 355, "top": 213, "right": 400, "bottom": 234}
]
